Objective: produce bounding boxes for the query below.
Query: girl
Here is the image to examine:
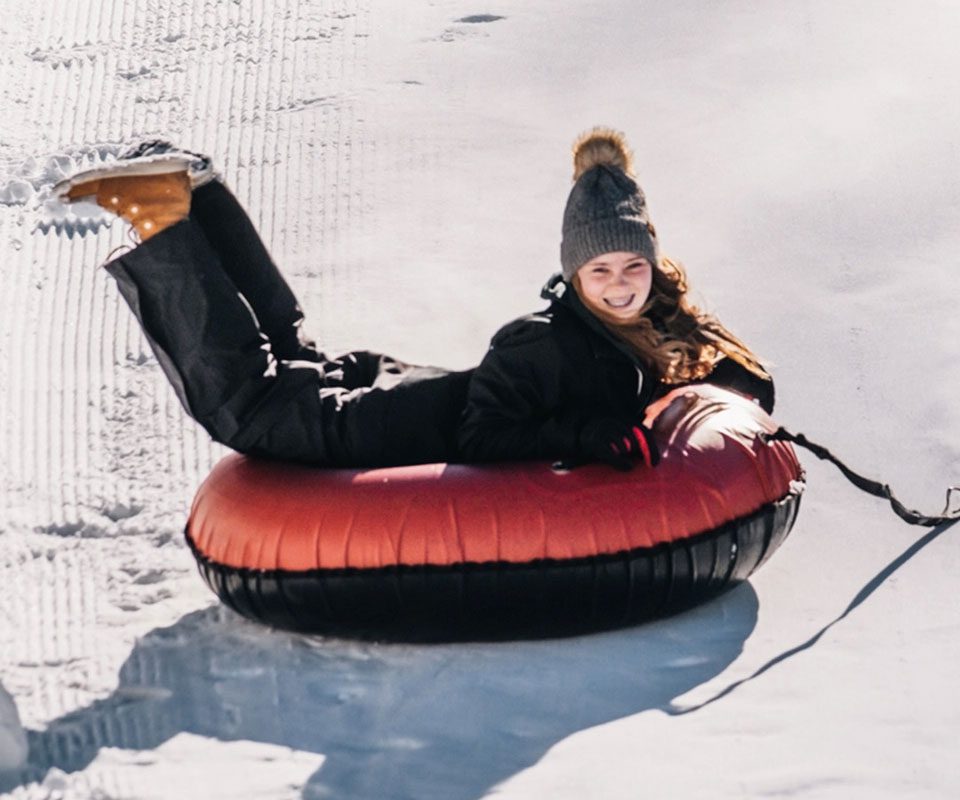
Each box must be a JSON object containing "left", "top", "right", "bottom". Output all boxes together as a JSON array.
[
  {"left": 54, "top": 130, "right": 771, "bottom": 470},
  {"left": 459, "top": 129, "right": 773, "bottom": 469}
]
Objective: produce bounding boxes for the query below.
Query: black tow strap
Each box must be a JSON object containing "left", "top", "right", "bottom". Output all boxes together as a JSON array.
[{"left": 761, "top": 427, "right": 960, "bottom": 526}]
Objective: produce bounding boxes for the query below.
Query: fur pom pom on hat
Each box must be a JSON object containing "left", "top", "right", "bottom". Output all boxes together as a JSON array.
[
  {"left": 560, "top": 127, "right": 658, "bottom": 280},
  {"left": 571, "top": 127, "right": 635, "bottom": 181}
]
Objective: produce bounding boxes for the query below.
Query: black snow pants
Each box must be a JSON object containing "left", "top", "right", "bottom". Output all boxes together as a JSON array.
[{"left": 105, "top": 181, "right": 473, "bottom": 467}]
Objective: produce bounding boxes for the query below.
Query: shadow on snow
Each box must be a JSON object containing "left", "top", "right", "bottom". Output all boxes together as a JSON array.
[{"left": 2, "top": 584, "right": 758, "bottom": 799}]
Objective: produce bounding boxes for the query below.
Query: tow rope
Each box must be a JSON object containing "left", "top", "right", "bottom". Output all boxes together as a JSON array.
[{"left": 761, "top": 427, "right": 960, "bottom": 526}]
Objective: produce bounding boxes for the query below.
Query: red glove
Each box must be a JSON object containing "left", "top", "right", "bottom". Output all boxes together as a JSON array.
[{"left": 578, "top": 417, "right": 661, "bottom": 471}]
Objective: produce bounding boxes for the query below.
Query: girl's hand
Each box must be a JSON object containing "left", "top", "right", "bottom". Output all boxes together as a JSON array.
[{"left": 578, "top": 417, "right": 661, "bottom": 471}]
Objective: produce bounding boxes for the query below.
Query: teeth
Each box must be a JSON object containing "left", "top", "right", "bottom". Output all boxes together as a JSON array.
[{"left": 605, "top": 295, "right": 634, "bottom": 308}]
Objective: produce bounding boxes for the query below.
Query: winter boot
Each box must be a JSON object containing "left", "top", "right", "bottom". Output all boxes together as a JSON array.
[
  {"left": 63, "top": 169, "right": 191, "bottom": 241},
  {"left": 52, "top": 142, "right": 217, "bottom": 242}
]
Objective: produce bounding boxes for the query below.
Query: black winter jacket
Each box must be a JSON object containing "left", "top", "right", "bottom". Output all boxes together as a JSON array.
[
  {"left": 242, "top": 274, "right": 770, "bottom": 469},
  {"left": 456, "top": 274, "right": 774, "bottom": 463}
]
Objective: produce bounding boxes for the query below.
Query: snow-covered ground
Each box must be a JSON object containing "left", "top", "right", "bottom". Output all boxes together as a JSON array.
[{"left": 1, "top": 0, "right": 958, "bottom": 797}]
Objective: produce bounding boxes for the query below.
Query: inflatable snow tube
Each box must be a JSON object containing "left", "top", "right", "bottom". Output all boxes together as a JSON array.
[{"left": 185, "top": 384, "right": 804, "bottom": 640}]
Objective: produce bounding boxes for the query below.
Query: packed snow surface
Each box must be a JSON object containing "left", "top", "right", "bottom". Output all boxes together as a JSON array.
[{"left": 1, "top": 0, "right": 958, "bottom": 798}]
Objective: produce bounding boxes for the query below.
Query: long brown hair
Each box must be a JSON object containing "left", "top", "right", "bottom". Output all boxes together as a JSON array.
[{"left": 571, "top": 257, "right": 770, "bottom": 384}]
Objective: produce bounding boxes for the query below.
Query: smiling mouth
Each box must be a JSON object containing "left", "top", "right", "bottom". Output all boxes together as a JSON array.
[{"left": 603, "top": 295, "right": 635, "bottom": 309}]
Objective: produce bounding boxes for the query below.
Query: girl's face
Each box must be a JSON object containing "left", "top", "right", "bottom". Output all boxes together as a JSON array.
[{"left": 575, "top": 251, "right": 653, "bottom": 320}]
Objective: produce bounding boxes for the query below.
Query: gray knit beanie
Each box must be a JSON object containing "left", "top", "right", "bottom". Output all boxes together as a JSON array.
[{"left": 560, "top": 128, "right": 659, "bottom": 280}]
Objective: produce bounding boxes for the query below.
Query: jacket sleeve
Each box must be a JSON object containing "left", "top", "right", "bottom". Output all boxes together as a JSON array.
[
  {"left": 458, "top": 319, "right": 586, "bottom": 463},
  {"left": 700, "top": 357, "right": 776, "bottom": 414}
]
